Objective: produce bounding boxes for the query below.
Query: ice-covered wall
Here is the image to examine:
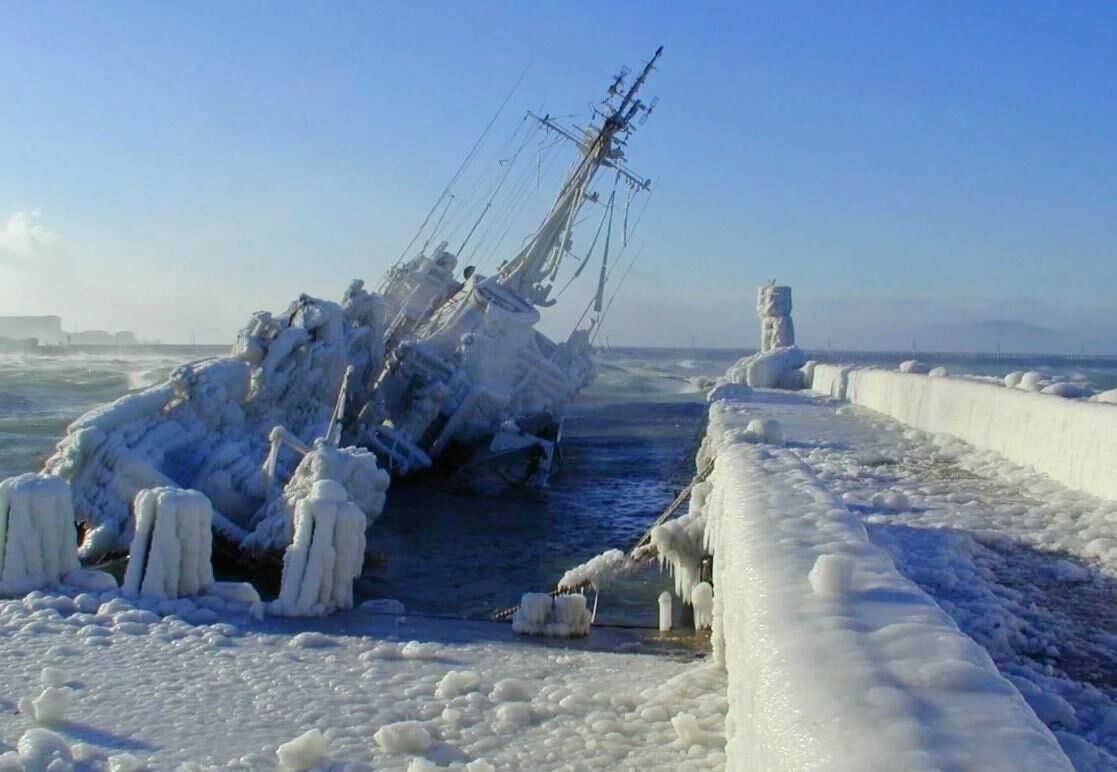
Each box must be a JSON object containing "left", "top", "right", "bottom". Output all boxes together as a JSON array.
[
  {"left": 702, "top": 389, "right": 1071, "bottom": 770},
  {"left": 0, "top": 474, "right": 80, "bottom": 596},
  {"left": 123, "top": 487, "right": 215, "bottom": 599},
  {"left": 811, "top": 364, "right": 1117, "bottom": 502}
]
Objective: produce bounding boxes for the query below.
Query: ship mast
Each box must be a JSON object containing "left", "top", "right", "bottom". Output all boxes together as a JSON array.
[{"left": 497, "top": 46, "right": 662, "bottom": 306}]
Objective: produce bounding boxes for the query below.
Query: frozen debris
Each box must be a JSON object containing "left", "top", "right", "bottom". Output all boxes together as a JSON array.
[
  {"left": 19, "top": 686, "right": 72, "bottom": 723},
  {"left": 898, "top": 359, "right": 930, "bottom": 374},
  {"left": 1092, "top": 388, "right": 1117, "bottom": 404},
  {"left": 489, "top": 679, "right": 533, "bottom": 702},
  {"left": 724, "top": 347, "right": 806, "bottom": 389},
  {"left": 373, "top": 721, "right": 432, "bottom": 754},
  {"left": 435, "top": 670, "right": 482, "bottom": 699},
  {"left": 1004, "top": 371, "right": 1025, "bottom": 388},
  {"left": 510, "top": 593, "right": 591, "bottom": 637},
  {"left": 670, "top": 712, "right": 714, "bottom": 748},
  {"left": 556, "top": 548, "right": 641, "bottom": 591},
  {"left": 271, "top": 479, "right": 366, "bottom": 617},
  {"left": 691, "top": 582, "right": 713, "bottom": 630},
  {"left": 1017, "top": 370, "right": 1047, "bottom": 391},
  {"left": 1041, "top": 382, "right": 1092, "bottom": 399},
  {"left": 276, "top": 728, "right": 330, "bottom": 771},
  {"left": 107, "top": 753, "right": 147, "bottom": 772},
  {"left": 123, "top": 487, "right": 215, "bottom": 600},
  {"left": 40, "top": 667, "right": 68, "bottom": 688},
  {"left": 928, "top": 366, "right": 949, "bottom": 378},
  {"left": 0, "top": 474, "right": 79, "bottom": 596}
]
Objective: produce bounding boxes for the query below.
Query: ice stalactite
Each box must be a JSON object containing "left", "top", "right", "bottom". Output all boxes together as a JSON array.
[
  {"left": 650, "top": 480, "right": 712, "bottom": 604},
  {"left": 271, "top": 480, "right": 367, "bottom": 617},
  {"left": 122, "top": 487, "right": 216, "bottom": 599},
  {"left": 0, "top": 474, "right": 79, "bottom": 596}
]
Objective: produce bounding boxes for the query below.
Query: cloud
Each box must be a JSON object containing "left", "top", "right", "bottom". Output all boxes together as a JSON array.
[{"left": 0, "top": 210, "right": 65, "bottom": 266}]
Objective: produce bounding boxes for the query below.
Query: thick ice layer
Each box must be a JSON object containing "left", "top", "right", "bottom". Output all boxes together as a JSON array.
[
  {"left": 0, "top": 474, "right": 79, "bottom": 596},
  {"left": 811, "top": 364, "right": 1117, "bottom": 501},
  {"left": 122, "top": 487, "right": 215, "bottom": 600},
  {"left": 702, "top": 388, "right": 1071, "bottom": 770},
  {"left": 556, "top": 548, "right": 642, "bottom": 591},
  {"left": 271, "top": 479, "right": 367, "bottom": 617},
  {"left": 43, "top": 285, "right": 387, "bottom": 560},
  {"left": 722, "top": 346, "right": 805, "bottom": 389}
]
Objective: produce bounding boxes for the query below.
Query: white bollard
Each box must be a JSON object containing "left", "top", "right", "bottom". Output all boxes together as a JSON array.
[
  {"left": 123, "top": 487, "right": 215, "bottom": 599},
  {"left": 658, "top": 591, "right": 673, "bottom": 632},
  {"left": 271, "top": 479, "right": 366, "bottom": 617},
  {"left": 0, "top": 474, "right": 79, "bottom": 596},
  {"left": 692, "top": 582, "right": 714, "bottom": 630}
]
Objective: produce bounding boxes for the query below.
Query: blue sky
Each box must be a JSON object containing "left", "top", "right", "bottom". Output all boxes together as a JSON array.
[{"left": 2, "top": 2, "right": 1115, "bottom": 349}]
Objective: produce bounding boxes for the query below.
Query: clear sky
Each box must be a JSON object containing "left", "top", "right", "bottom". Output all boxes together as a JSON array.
[{"left": 2, "top": 2, "right": 1115, "bottom": 350}]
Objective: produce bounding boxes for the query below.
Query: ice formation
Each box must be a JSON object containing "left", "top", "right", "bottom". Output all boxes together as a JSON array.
[
  {"left": 690, "top": 581, "right": 713, "bottom": 630},
  {"left": 720, "top": 282, "right": 805, "bottom": 389},
  {"left": 811, "top": 363, "right": 1117, "bottom": 501},
  {"left": 275, "top": 728, "right": 330, "bottom": 771},
  {"left": 650, "top": 480, "right": 712, "bottom": 603},
  {"left": 744, "top": 417, "right": 783, "bottom": 445},
  {"left": 898, "top": 359, "right": 930, "bottom": 374},
  {"left": 271, "top": 479, "right": 367, "bottom": 616},
  {"left": 122, "top": 487, "right": 215, "bottom": 599},
  {"left": 373, "top": 722, "right": 432, "bottom": 754},
  {"left": 42, "top": 286, "right": 390, "bottom": 561},
  {"left": 658, "top": 591, "right": 672, "bottom": 632},
  {"left": 700, "top": 383, "right": 1072, "bottom": 769},
  {"left": 510, "top": 592, "right": 592, "bottom": 636},
  {"left": 556, "top": 547, "right": 642, "bottom": 591},
  {"left": 18, "top": 685, "right": 73, "bottom": 723},
  {"left": 0, "top": 473, "right": 79, "bottom": 596}
]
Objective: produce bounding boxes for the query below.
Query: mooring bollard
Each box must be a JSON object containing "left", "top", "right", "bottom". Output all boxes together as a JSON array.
[
  {"left": 123, "top": 487, "right": 216, "bottom": 599},
  {"left": 0, "top": 474, "right": 80, "bottom": 596},
  {"left": 658, "top": 591, "right": 673, "bottom": 632}
]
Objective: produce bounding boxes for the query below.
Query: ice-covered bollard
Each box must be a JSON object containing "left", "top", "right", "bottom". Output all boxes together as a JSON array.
[
  {"left": 745, "top": 418, "right": 784, "bottom": 445},
  {"left": 123, "top": 487, "right": 215, "bottom": 599},
  {"left": 271, "top": 479, "right": 367, "bottom": 617},
  {"left": 658, "top": 591, "right": 673, "bottom": 632},
  {"left": 808, "top": 553, "right": 856, "bottom": 596},
  {"left": 691, "top": 581, "right": 714, "bottom": 630},
  {"left": 511, "top": 592, "right": 591, "bottom": 637},
  {"left": 0, "top": 474, "right": 79, "bottom": 596}
]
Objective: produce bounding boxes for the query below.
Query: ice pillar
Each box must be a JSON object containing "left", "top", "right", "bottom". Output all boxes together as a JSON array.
[
  {"left": 271, "top": 479, "right": 367, "bottom": 617},
  {"left": 123, "top": 487, "right": 216, "bottom": 599},
  {"left": 757, "top": 283, "right": 795, "bottom": 353},
  {"left": 0, "top": 474, "right": 80, "bottom": 596}
]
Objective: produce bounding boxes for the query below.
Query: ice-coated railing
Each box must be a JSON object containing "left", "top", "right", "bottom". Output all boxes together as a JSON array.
[
  {"left": 702, "top": 388, "right": 1071, "bottom": 770},
  {"left": 810, "top": 364, "right": 1117, "bottom": 502}
]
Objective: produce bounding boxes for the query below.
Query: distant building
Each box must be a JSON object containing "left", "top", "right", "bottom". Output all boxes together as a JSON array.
[{"left": 0, "top": 315, "right": 64, "bottom": 344}]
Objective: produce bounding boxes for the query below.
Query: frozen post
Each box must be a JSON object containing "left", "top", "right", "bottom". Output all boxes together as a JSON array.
[
  {"left": 658, "top": 591, "right": 672, "bottom": 632},
  {"left": 123, "top": 487, "right": 216, "bottom": 599},
  {"left": 757, "top": 281, "right": 795, "bottom": 352},
  {"left": 271, "top": 479, "right": 367, "bottom": 617},
  {"left": 0, "top": 474, "right": 80, "bottom": 596}
]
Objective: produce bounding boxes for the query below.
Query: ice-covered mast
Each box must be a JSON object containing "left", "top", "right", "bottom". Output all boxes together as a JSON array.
[{"left": 497, "top": 47, "right": 661, "bottom": 307}]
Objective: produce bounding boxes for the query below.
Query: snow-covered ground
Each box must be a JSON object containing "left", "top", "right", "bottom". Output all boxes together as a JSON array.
[
  {"left": 0, "top": 590, "right": 725, "bottom": 771},
  {"left": 735, "top": 386, "right": 1117, "bottom": 768}
]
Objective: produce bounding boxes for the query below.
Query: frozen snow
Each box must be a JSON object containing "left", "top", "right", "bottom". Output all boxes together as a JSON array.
[
  {"left": 701, "top": 384, "right": 1072, "bottom": 770},
  {"left": 18, "top": 686, "right": 72, "bottom": 724},
  {"left": 271, "top": 479, "right": 367, "bottom": 617},
  {"left": 0, "top": 474, "right": 79, "bottom": 597},
  {"left": 0, "top": 589, "right": 723, "bottom": 770},
  {"left": 899, "top": 359, "right": 930, "bottom": 374},
  {"left": 811, "top": 363, "right": 1117, "bottom": 501},
  {"left": 122, "top": 487, "right": 215, "bottom": 600},
  {"left": 690, "top": 582, "right": 713, "bottom": 630},
  {"left": 556, "top": 548, "right": 641, "bottom": 591}
]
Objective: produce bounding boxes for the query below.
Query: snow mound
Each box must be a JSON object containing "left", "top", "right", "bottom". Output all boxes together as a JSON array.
[
  {"left": 19, "top": 686, "right": 72, "bottom": 723},
  {"left": 899, "top": 360, "right": 930, "bottom": 374},
  {"left": 691, "top": 581, "right": 714, "bottom": 630},
  {"left": 16, "top": 728, "right": 73, "bottom": 770},
  {"left": 123, "top": 487, "right": 215, "bottom": 600},
  {"left": 510, "top": 593, "right": 591, "bottom": 637},
  {"left": 276, "top": 728, "right": 329, "bottom": 771},
  {"left": 928, "top": 366, "right": 949, "bottom": 378},
  {"left": 373, "top": 721, "right": 432, "bottom": 754},
  {"left": 1041, "top": 382, "right": 1092, "bottom": 399},
  {"left": 1017, "top": 371, "right": 1047, "bottom": 391},
  {"left": 1091, "top": 388, "right": 1117, "bottom": 405},
  {"left": 0, "top": 474, "right": 79, "bottom": 597},
  {"left": 271, "top": 479, "right": 367, "bottom": 617},
  {"left": 557, "top": 548, "right": 640, "bottom": 591},
  {"left": 871, "top": 490, "right": 910, "bottom": 513},
  {"left": 745, "top": 418, "right": 783, "bottom": 445},
  {"left": 723, "top": 347, "right": 806, "bottom": 389}
]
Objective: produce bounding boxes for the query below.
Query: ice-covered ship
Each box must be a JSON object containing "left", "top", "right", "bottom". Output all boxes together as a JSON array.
[{"left": 42, "top": 50, "right": 663, "bottom": 563}]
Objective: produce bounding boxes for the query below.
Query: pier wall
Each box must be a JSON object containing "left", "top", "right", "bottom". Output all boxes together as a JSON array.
[
  {"left": 703, "top": 387, "right": 1070, "bottom": 770},
  {"left": 810, "top": 364, "right": 1117, "bottom": 502}
]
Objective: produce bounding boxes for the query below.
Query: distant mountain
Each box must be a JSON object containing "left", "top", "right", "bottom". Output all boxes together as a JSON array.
[{"left": 905, "top": 319, "right": 1081, "bottom": 354}]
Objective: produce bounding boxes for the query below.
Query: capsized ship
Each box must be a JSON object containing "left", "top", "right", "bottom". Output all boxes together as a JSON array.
[{"left": 43, "top": 49, "right": 664, "bottom": 562}]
